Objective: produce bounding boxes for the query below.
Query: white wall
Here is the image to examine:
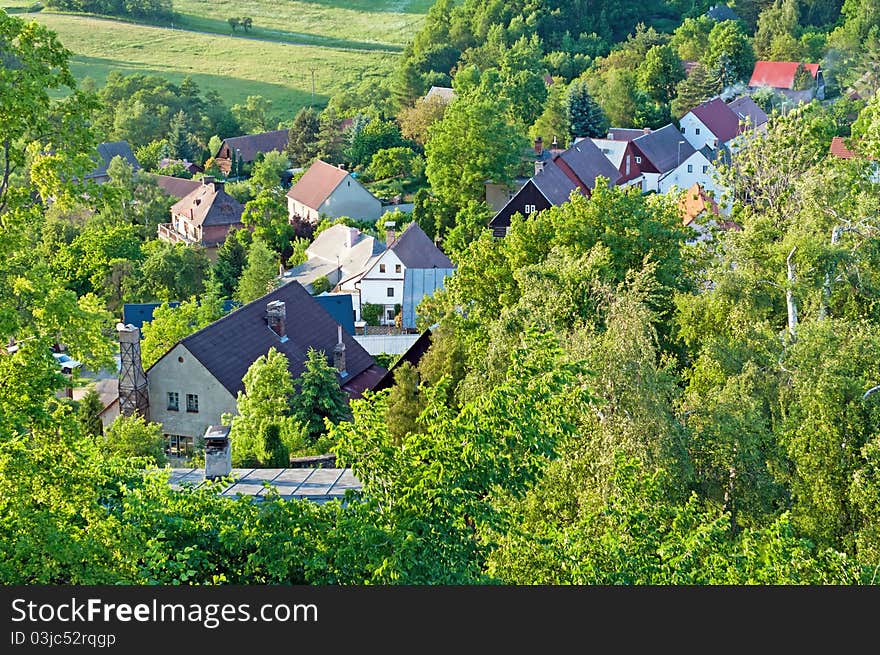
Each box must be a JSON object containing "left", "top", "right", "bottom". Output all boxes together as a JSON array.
[
  {"left": 679, "top": 114, "right": 717, "bottom": 151},
  {"left": 288, "top": 196, "right": 320, "bottom": 223},
  {"left": 148, "top": 343, "right": 238, "bottom": 440},
  {"left": 659, "top": 151, "right": 732, "bottom": 214},
  {"left": 358, "top": 249, "right": 405, "bottom": 324},
  {"left": 320, "top": 176, "right": 382, "bottom": 221},
  {"left": 354, "top": 334, "right": 421, "bottom": 355}
]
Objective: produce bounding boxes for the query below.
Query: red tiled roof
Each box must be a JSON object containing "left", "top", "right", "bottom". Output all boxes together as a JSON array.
[
  {"left": 830, "top": 136, "right": 858, "bottom": 159},
  {"left": 689, "top": 97, "right": 741, "bottom": 144},
  {"left": 679, "top": 183, "right": 720, "bottom": 226},
  {"left": 286, "top": 159, "right": 350, "bottom": 211},
  {"left": 748, "top": 61, "right": 819, "bottom": 90}
]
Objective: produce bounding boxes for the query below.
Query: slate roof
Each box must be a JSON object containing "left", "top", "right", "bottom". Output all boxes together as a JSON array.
[
  {"left": 216, "top": 129, "right": 289, "bottom": 162},
  {"left": 632, "top": 124, "right": 696, "bottom": 173},
  {"left": 606, "top": 128, "right": 651, "bottom": 142},
  {"left": 556, "top": 138, "right": 621, "bottom": 188},
  {"left": 389, "top": 222, "right": 454, "bottom": 269},
  {"left": 314, "top": 293, "right": 355, "bottom": 335},
  {"left": 373, "top": 329, "right": 433, "bottom": 392},
  {"left": 728, "top": 95, "right": 769, "bottom": 130},
  {"left": 532, "top": 162, "right": 580, "bottom": 205},
  {"left": 286, "top": 159, "right": 352, "bottom": 211},
  {"left": 171, "top": 179, "right": 245, "bottom": 227},
  {"left": 424, "top": 86, "right": 456, "bottom": 102},
  {"left": 87, "top": 141, "right": 140, "bottom": 180},
  {"left": 591, "top": 138, "right": 629, "bottom": 168},
  {"left": 706, "top": 4, "right": 738, "bottom": 21},
  {"left": 748, "top": 61, "right": 820, "bottom": 90},
  {"left": 151, "top": 281, "right": 382, "bottom": 397},
  {"left": 149, "top": 174, "right": 202, "bottom": 199},
  {"left": 688, "top": 97, "right": 741, "bottom": 144}
]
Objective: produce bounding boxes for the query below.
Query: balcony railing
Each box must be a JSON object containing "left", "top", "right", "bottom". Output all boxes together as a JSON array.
[{"left": 157, "top": 223, "right": 197, "bottom": 245}]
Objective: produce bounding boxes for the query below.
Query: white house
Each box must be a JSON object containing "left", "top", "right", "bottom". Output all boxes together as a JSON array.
[
  {"left": 340, "top": 221, "right": 454, "bottom": 326},
  {"left": 287, "top": 159, "right": 382, "bottom": 224},
  {"left": 659, "top": 148, "right": 731, "bottom": 214},
  {"left": 679, "top": 97, "right": 741, "bottom": 152}
]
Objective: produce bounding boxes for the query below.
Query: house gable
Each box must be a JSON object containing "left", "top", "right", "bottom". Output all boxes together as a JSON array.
[{"left": 488, "top": 179, "right": 553, "bottom": 236}]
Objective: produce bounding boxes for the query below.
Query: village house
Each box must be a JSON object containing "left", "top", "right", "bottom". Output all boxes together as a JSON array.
[
  {"left": 157, "top": 176, "right": 245, "bottom": 254},
  {"left": 679, "top": 97, "right": 742, "bottom": 151},
  {"left": 486, "top": 136, "right": 558, "bottom": 212},
  {"left": 748, "top": 60, "right": 825, "bottom": 103},
  {"left": 678, "top": 182, "right": 742, "bottom": 245},
  {"left": 148, "top": 174, "right": 202, "bottom": 200},
  {"left": 214, "top": 129, "right": 290, "bottom": 176},
  {"left": 124, "top": 281, "right": 385, "bottom": 454},
  {"left": 489, "top": 137, "right": 620, "bottom": 237},
  {"left": 85, "top": 141, "right": 140, "bottom": 184},
  {"left": 286, "top": 159, "right": 382, "bottom": 224},
  {"left": 340, "top": 221, "right": 454, "bottom": 326}
]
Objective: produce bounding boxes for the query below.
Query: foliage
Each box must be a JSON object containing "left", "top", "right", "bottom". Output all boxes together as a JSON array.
[
  {"left": 285, "top": 108, "right": 321, "bottom": 167},
  {"left": 311, "top": 276, "right": 332, "bottom": 295},
  {"left": 43, "top": 0, "right": 172, "bottom": 20},
  {"left": 77, "top": 387, "right": 105, "bottom": 439},
  {"left": 101, "top": 414, "right": 167, "bottom": 467},
  {"left": 291, "top": 348, "right": 351, "bottom": 447},
  {"left": 212, "top": 228, "right": 251, "bottom": 298},
  {"left": 232, "top": 95, "right": 273, "bottom": 134},
  {"left": 140, "top": 287, "right": 225, "bottom": 369},
  {"left": 705, "top": 19, "right": 756, "bottom": 85},
  {"left": 361, "top": 303, "right": 383, "bottom": 326},
  {"left": 126, "top": 240, "right": 211, "bottom": 303},
  {"left": 234, "top": 238, "right": 279, "bottom": 304},
  {"left": 398, "top": 94, "right": 449, "bottom": 146},
  {"left": 565, "top": 77, "right": 609, "bottom": 139}
]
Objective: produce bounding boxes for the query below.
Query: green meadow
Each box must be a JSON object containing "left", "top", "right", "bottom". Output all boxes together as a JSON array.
[{"left": 19, "top": 11, "right": 400, "bottom": 118}]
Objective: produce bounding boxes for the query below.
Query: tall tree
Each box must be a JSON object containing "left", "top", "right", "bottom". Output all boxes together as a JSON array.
[
  {"left": 291, "top": 347, "right": 350, "bottom": 446},
  {"left": 671, "top": 62, "right": 722, "bottom": 118},
  {"left": 77, "top": 387, "right": 105, "bottom": 439},
  {"left": 566, "top": 78, "right": 610, "bottom": 139},
  {"left": 638, "top": 44, "right": 686, "bottom": 107},
  {"left": 285, "top": 107, "right": 321, "bottom": 167},
  {"left": 235, "top": 238, "right": 278, "bottom": 304}
]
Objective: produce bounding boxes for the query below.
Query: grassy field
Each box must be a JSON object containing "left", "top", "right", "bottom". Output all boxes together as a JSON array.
[{"left": 20, "top": 12, "right": 400, "bottom": 121}]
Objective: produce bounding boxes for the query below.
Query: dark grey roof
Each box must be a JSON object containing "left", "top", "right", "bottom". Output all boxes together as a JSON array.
[
  {"left": 373, "top": 329, "right": 433, "bottom": 392},
  {"left": 389, "top": 222, "right": 454, "bottom": 269},
  {"left": 557, "top": 138, "right": 621, "bottom": 189},
  {"left": 217, "top": 129, "right": 289, "bottom": 162},
  {"left": 728, "top": 95, "right": 769, "bottom": 129},
  {"left": 532, "top": 162, "right": 578, "bottom": 205},
  {"left": 160, "top": 281, "right": 380, "bottom": 397},
  {"left": 706, "top": 4, "right": 738, "bottom": 21},
  {"left": 633, "top": 124, "right": 696, "bottom": 173},
  {"left": 87, "top": 141, "right": 140, "bottom": 179}
]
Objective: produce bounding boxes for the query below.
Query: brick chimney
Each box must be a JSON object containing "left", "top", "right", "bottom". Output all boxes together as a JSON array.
[
  {"left": 643, "top": 127, "right": 651, "bottom": 134},
  {"left": 384, "top": 220, "right": 396, "bottom": 245},
  {"left": 266, "top": 300, "right": 286, "bottom": 338},
  {"left": 534, "top": 136, "right": 543, "bottom": 156},
  {"left": 333, "top": 325, "right": 347, "bottom": 378}
]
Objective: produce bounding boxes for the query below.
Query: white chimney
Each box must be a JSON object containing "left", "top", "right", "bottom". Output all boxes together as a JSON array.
[
  {"left": 333, "top": 324, "right": 347, "bottom": 377},
  {"left": 204, "top": 425, "right": 232, "bottom": 479}
]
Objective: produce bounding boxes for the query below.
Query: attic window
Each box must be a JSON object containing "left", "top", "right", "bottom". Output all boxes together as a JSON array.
[
  {"left": 635, "top": 156, "right": 642, "bottom": 164},
  {"left": 379, "top": 264, "right": 386, "bottom": 273},
  {"left": 695, "top": 128, "right": 701, "bottom": 135}
]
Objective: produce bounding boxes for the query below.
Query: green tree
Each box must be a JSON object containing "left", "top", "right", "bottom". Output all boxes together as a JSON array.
[
  {"left": 100, "top": 414, "right": 167, "bottom": 466},
  {"left": 292, "top": 348, "right": 350, "bottom": 446},
  {"left": 566, "top": 78, "right": 610, "bottom": 139},
  {"left": 249, "top": 150, "right": 289, "bottom": 191},
  {"left": 235, "top": 238, "right": 279, "bottom": 304},
  {"left": 285, "top": 108, "right": 321, "bottom": 167},
  {"left": 368, "top": 146, "right": 418, "bottom": 180},
  {"left": 212, "top": 228, "right": 250, "bottom": 298},
  {"left": 140, "top": 287, "right": 225, "bottom": 368},
  {"left": 671, "top": 62, "right": 721, "bottom": 118},
  {"left": 231, "top": 95, "right": 272, "bottom": 134},
  {"left": 167, "top": 109, "right": 194, "bottom": 162},
  {"left": 530, "top": 78, "right": 569, "bottom": 147},
  {"left": 425, "top": 94, "right": 526, "bottom": 210},
  {"left": 77, "top": 387, "right": 105, "bottom": 439},
  {"left": 127, "top": 240, "right": 210, "bottom": 302},
  {"left": 638, "top": 44, "right": 686, "bottom": 107},
  {"left": 705, "top": 19, "right": 756, "bottom": 85},
  {"left": 135, "top": 139, "right": 169, "bottom": 172},
  {"left": 227, "top": 347, "right": 304, "bottom": 465},
  {"left": 384, "top": 361, "right": 426, "bottom": 445},
  {"left": 398, "top": 94, "right": 449, "bottom": 146}
]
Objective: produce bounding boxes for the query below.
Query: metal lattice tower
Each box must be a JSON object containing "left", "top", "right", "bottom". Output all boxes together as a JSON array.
[{"left": 117, "top": 323, "right": 149, "bottom": 419}]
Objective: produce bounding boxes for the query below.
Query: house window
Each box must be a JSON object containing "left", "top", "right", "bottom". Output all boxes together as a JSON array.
[
  {"left": 681, "top": 127, "right": 686, "bottom": 134},
  {"left": 524, "top": 204, "right": 536, "bottom": 214},
  {"left": 687, "top": 164, "right": 693, "bottom": 173},
  {"left": 702, "top": 165, "right": 708, "bottom": 174},
  {"left": 186, "top": 393, "right": 199, "bottom": 413},
  {"left": 167, "top": 392, "right": 179, "bottom": 411},
  {"left": 635, "top": 156, "right": 642, "bottom": 164},
  {"left": 695, "top": 128, "right": 701, "bottom": 135},
  {"left": 387, "top": 287, "right": 394, "bottom": 298},
  {"left": 166, "top": 435, "right": 194, "bottom": 458},
  {"left": 395, "top": 264, "right": 402, "bottom": 273},
  {"left": 379, "top": 264, "right": 386, "bottom": 273},
  {"left": 386, "top": 308, "right": 395, "bottom": 321}
]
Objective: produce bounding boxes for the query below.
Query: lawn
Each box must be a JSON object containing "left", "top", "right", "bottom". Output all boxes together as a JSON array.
[
  {"left": 24, "top": 12, "right": 399, "bottom": 122},
  {"left": 168, "top": 0, "right": 434, "bottom": 50}
]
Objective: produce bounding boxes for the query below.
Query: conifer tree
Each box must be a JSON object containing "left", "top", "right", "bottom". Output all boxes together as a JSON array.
[{"left": 565, "top": 78, "right": 609, "bottom": 139}]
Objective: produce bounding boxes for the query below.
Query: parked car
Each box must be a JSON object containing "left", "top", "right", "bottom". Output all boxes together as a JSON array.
[{"left": 52, "top": 352, "right": 82, "bottom": 374}]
